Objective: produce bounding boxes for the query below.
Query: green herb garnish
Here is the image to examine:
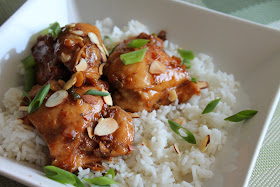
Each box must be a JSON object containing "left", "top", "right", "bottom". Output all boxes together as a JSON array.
[
  {"left": 28, "top": 84, "right": 50, "bottom": 114},
  {"left": 48, "top": 22, "right": 61, "bottom": 38},
  {"left": 178, "top": 49, "right": 194, "bottom": 60},
  {"left": 202, "top": 98, "right": 221, "bottom": 114},
  {"left": 22, "top": 91, "right": 31, "bottom": 105},
  {"left": 84, "top": 89, "right": 110, "bottom": 96},
  {"left": 21, "top": 55, "right": 36, "bottom": 92},
  {"left": 104, "top": 36, "right": 114, "bottom": 54},
  {"left": 168, "top": 120, "right": 196, "bottom": 144},
  {"left": 120, "top": 48, "right": 148, "bottom": 65},
  {"left": 127, "top": 39, "right": 150, "bottom": 48},
  {"left": 224, "top": 110, "right": 258, "bottom": 122},
  {"left": 43, "top": 166, "right": 84, "bottom": 187},
  {"left": 182, "top": 59, "right": 191, "bottom": 69},
  {"left": 84, "top": 169, "right": 117, "bottom": 186},
  {"left": 191, "top": 78, "right": 197, "bottom": 83}
]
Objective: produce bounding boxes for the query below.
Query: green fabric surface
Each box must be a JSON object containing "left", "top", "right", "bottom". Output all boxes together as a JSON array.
[{"left": 1, "top": 0, "right": 280, "bottom": 187}]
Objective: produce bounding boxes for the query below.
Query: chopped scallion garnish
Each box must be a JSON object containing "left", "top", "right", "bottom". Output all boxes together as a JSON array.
[
  {"left": 127, "top": 39, "right": 150, "bottom": 48},
  {"left": 21, "top": 55, "right": 36, "bottom": 92},
  {"left": 182, "top": 59, "right": 191, "bottom": 69},
  {"left": 168, "top": 120, "right": 196, "bottom": 144},
  {"left": 178, "top": 49, "right": 194, "bottom": 60},
  {"left": 120, "top": 48, "right": 148, "bottom": 65},
  {"left": 191, "top": 78, "right": 197, "bottom": 83},
  {"left": 84, "top": 89, "right": 110, "bottom": 96},
  {"left": 22, "top": 91, "right": 31, "bottom": 105},
  {"left": 48, "top": 22, "right": 61, "bottom": 38},
  {"left": 28, "top": 84, "right": 50, "bottom": 114},
  {"left": 224, "top": 110, "right": 258, "bottom": 122},
  {"left": 43, "top": 166, "right": 84, "bottom": 187},
  {"left": 21, "top": 55, "right": 36, "bottom": 69},
  {"left": 84, "top": 169, "right": 117, "bottom": 186},
  {"left": 202, "top": 98, "right": 221, "bottom": 114}
]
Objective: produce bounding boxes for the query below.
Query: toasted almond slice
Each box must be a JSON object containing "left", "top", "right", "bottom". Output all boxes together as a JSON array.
[
  {"left": 99, "top": 63, "right": 106, "bottom": 75},
  {"left": 173, "top": 143, "right": 181, "bottom": 156},
  {"left": 127, "top": 112, "right": 140, "bottom": 118},
  {"left": 94, "top": 118, "right": 119, "bottom": 136},
  {"left": 82, "top": 95, "right": 99, "bottom": 105},
  {"left": 98, "top": 117, "right": 105, "bottom": 123},
  {"left": 63, "top": 76, "right": 77, "bottom": 90},
  {"left": 200, "top": 135, "right": 211, "bottom": 153},
  {"left": 97, "top": 44, "right": 106, "bottom": 56},
  {"left": 173, "top": 118, "right": 184, "bottom": 125},
  {"left": 47, "top": 63, "right": 51, "bottom": 72},
  {"left": 101, "top": 43, "right": 109, "bottom": 56},
  {"left": 61, "top": 52, "right": 71, "bottom": 62},
  {"left": 45, "top": 90, "right": 68, "bottom": 108},
  {"left": 102, "top": 88, "right": 113, "bottom": 106},
  {"left": 197, "top": 81, "right": 209, "bottom": 89},
  {"left": 75, "top": 58, "right": 87, "bottom": 72},
  {"left": 19, "top": 106, "right": 28, "bottom": 112},
  {"left": 87, "top": 127, "right": 94, "bottom": 139},
  {"left": 58, "top": 79, "right": 66, "bottom": 88},
  {"left": 149, "top": 60, "right": 166, "bottom": 74},
  {"left": 168, "top": 89, "right": 178, "bottom": 102},
  {"left": 68, "top": 23, "right": 76, "bottom": 27},
  {"left": 50, "top": 80, "right": 62, "bottom": 92},
  {"left": 88, "top": 32, "right": 100, "bottom": 45},
  {"left": 73, "top": 72, "right": 84, "bottom": 87},
  {"left": 101, "top": 52, "right": 107, "bottom": 63},
  {"left": 71, "top": 30, "right": 84, "bottom": 36}
]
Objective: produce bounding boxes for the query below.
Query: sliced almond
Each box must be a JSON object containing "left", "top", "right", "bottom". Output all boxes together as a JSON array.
[
  {"left": 94, "top": 118, "right": 119, "bottom": 136},
  {"left": 45, "top": 90, "right": 68, "bottom": 108},
  {"left": 68, "top": 23, "right": 76, "bottom": 27},
  {"left": 19, "top": 106, "right": 28, "bottom": 112},
  {"left": 99, "top": 63, "right": 106, "bottom": 75},
  {"left": 88, "top": 32, "right": 100, "bottom": 45},
  {"left": 61, "top": 52, "right": 71, "bottom": 62},
  {"left": 149, "top": 60, "right": 166, "bottom": 74},
  {"left": 50, "top": 80, "right": 62, "bottom": 92},
  {"left": 197, "top": 81, "right": 209, "bottom": 90},
  {"left": 63, "top": 76, "right": 77, "bottom": 90},
  {"left": 168, "top": 89, "right": 178, "bottom": 102},
  {"left": 102, "top": 89, "right": 113, "bottom": 106},
  {"left": 200, "top": 135, "right": 211, "bottom": 153},
  {"left": 127, "top": 112, "right": 140, "bottom": 118},
  {"left": 47, "top": 63, "right": 51, "bottom": 72},
  {"left": 82, "top": 95, "right": 99, "bottom": 105},
  {"left": 173, "top": 143, "right": 181, "bottom": 156},
  {"left": 98, "top": 118, "right": 105, "bottom": 123},
  {"left": 101, "top": 43, "right": 109, "bottom": 56},
  {"left": 73, "top": 72, "right": 84, "bottom": 87},
  {"left": 58, "top": 79, "right": 66, "bottom": 88},
  {"left": 75, "top": 58, "right": 87, "bottom": 72},
  {"left": 173, "top": 118, "right": 184, "bottom": 125},
  {"left": 87, "top": 127, "right": 94, "bottom": 139},
  {"left": 71, "top": 30, "right": 84, "bottom": 36},
  {"left": 101, "top": 52, "right": 107, "bottom": 63}
]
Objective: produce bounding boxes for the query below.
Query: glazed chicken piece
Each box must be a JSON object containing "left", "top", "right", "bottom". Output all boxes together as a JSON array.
[
  {"left": 32, "top": 23, "right": 107, "bottom": 85},
  {"left": 104, "top": 32, "right": 200, "bottom": 112},
  {"left": 28, "top": 86, "right": 134, "bottom": 172}
]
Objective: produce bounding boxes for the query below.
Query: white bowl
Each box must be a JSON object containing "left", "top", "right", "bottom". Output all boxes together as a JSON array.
[{"left": 1, "top": 0, "right": 280, "bottom": 186}]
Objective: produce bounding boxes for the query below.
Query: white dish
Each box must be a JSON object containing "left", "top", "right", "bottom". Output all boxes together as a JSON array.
[{"left": 1, "top": 0, "right": 280, "bottom": 186}]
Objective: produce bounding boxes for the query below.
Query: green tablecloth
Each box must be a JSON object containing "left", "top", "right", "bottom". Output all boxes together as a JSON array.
[{"left": 1, "top": 0, "right": 280, "bottom": 186}]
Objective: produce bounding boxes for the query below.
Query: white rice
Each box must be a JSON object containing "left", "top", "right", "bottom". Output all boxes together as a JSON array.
[{"left": 0, "top": 18, "right": 241, "bottom": 187}]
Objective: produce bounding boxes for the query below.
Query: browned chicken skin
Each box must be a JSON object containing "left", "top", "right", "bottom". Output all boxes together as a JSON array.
[{"left": 104, "top": 32, "right": 200, "bottom": 112}]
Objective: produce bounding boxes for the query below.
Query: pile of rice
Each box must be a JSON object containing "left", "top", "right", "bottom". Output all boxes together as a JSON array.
[{"left": 0, "top": 18, "right": 240, "bottom": 187}]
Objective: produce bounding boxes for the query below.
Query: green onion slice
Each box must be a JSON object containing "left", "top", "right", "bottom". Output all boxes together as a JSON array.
[
  {"left": 28, "top": 84, "right": 50, "bottom": 114},
  {"left": 84, "top": 169, "right": 117, "bottom": 186},
  {"left": 182, "top": 59, "right": 191, "bottom": 69},
  {"left": 23, "top": 68, "right": 35, "bottom": 92},
  {"left": 127, "top": 39, "right": 150, "bottom": 48},
  {"left": 178, "top": 49, "right": 194, "bottom": 60},
  {"left": 224, "top": 110, "right": 258, "bottom": 122},
  {"left": 48, "top": 22, "right": 61, "bottom": 38},
  {"left": 103, "top": 36, "right": 114, "bottom": 54},
  {"left": 84, "top": 89, "right": 110, "bottom": 96},
  {"left": 21, "top": 55, "right": 36, "bottom": 69},
  {"left": 22, "top": 91, "right": 31, "bottom": 105},
  {"left": 202, "top": 98, "right": 221, "bottom": 114},
  {"left": 168, "top": 120, "right": 196, "bottom": 144},
  {"left": 43, "top": 166, "right": 84, "bottom": 187},
  {"left": 191, "top": 77, "right": 197, "bottom": 83},
  {"left": 120, "top": 48, "right": 148, "bottom": 65}
]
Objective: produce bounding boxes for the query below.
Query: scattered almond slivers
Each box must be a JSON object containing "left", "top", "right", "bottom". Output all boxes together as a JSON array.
[
  {"left": 197, "top": 81, "right": 209, "bottom": 90},
  {"left": 99, "top": 63, "right": 106, "bottom": 75},
  {"left": 101, "top": 43, "right": 109, "bottom": 56},
  {"left": 94, "top": 118, "right": 119, "bottom": 136},
  {"left": 63, "top": 76, "right": 77, "bottom": 90},
  {"left": 101, "top": 52, "right": 107, "bottom": 63},
  {"left": 168, "top": 89, "right": 178, "bottom": 102},
  {"left": 102, "top": 88, "right": 113, "bottom": 106},
  {"left": 87, "top": 127, "right": 94, "bottom": 139},
  {"left": 45, "top": 90, "right": 68, "bottom": 108},
  {"left": 73, "top": 72, "right": 84, "bottom": 87},
  {"left": 19, "top": 106, "right": 28, "bottom": 112},
  {"left": 75, "top": 58, "right": 87, "bottom": 72},
  {"left": 127, "top": 112, "right": 140, "bottom": 118},
  {"left": 200, "top": 135, "right": 211, "bottom": 153},
  {"left": 88, "top": 32, "right": 108, "bottom": 56},
  {"left": 71, "top": 30, "right": 84, "bottom": 36},
  {"left": 149, "top": 60, "right": 166, "bottom": 74},
  {"left": 61, "top": 52, "right": 71, "bottom": 62},
  {"left": 50, "top": 80, "right": 62, "bottom": 92},
  {"left": 173, "top": 143, "right": 181, "bottom": 157}
]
